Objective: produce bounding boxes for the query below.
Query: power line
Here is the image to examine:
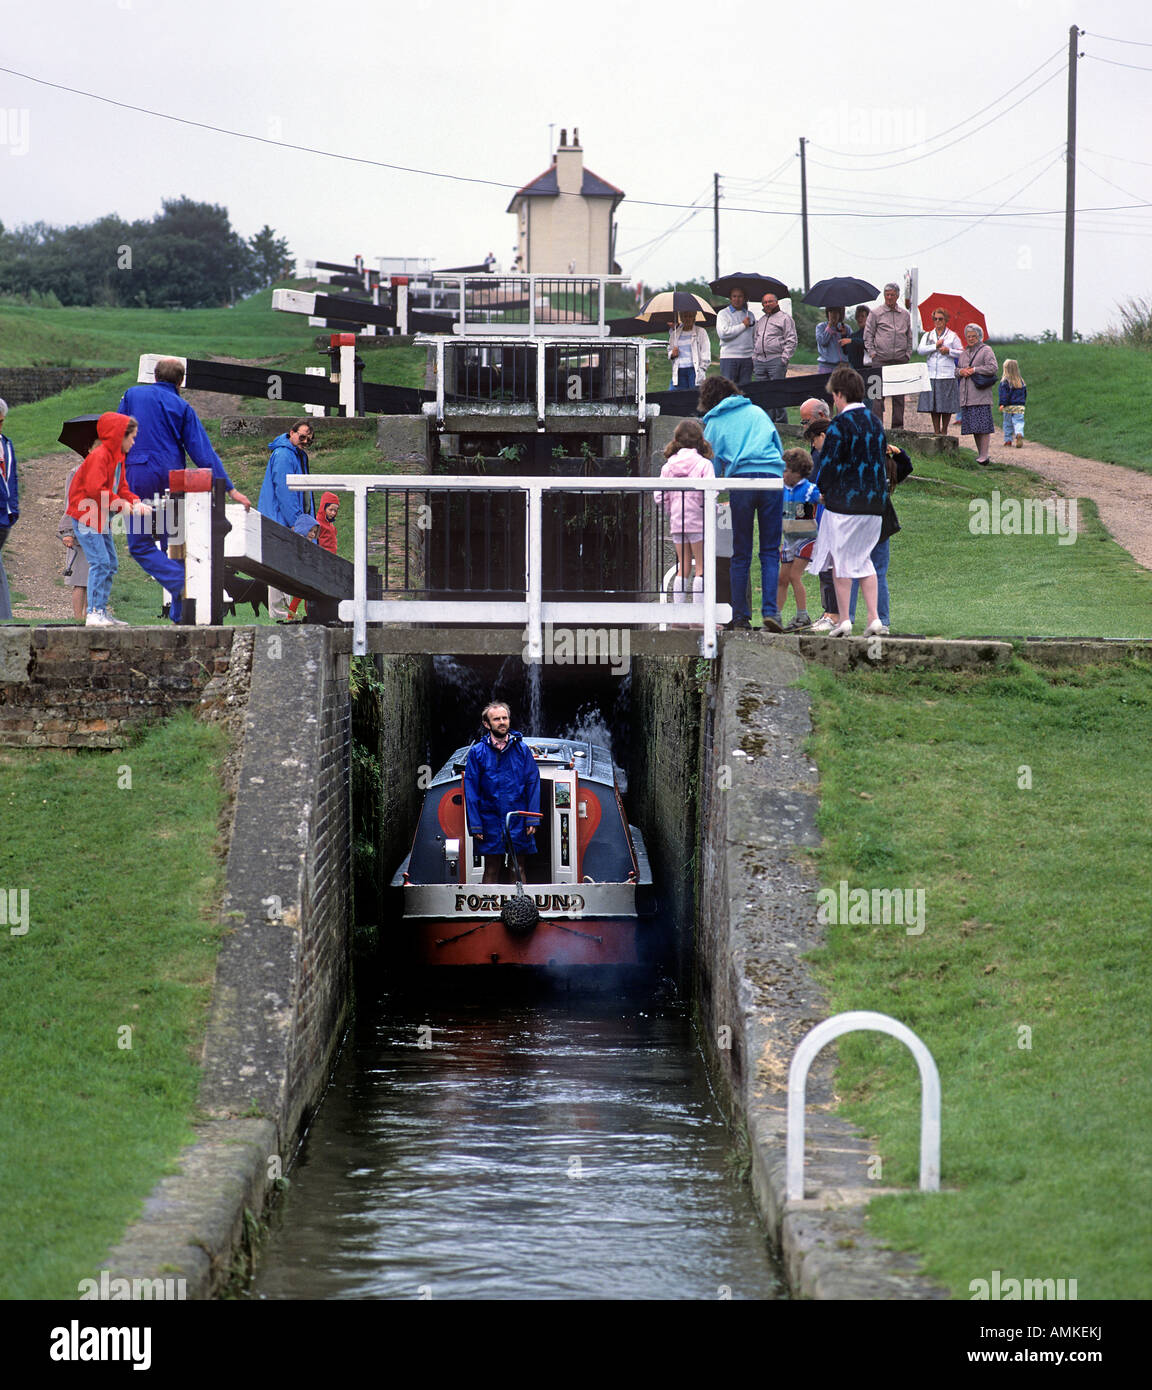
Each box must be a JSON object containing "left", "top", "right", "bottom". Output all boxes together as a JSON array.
[
  {"left": 1084, "top": 53, "right": 1152, "bottom": 73},
  {"left": 808, "top": 68, "right": 1065, "bottom": 173},
  {"left": 809, "top": 45, "right": 1064, "bottom": 161},
  {"left": 1083, "top": 31, "right": 1152, "bottom": 47}
]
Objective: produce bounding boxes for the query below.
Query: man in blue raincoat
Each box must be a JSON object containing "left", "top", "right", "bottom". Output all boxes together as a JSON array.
[
  {"left": 463, "top": 702, "right": 541, "bottom": 885},
  {"left": 258, "top": 420, "right": 315, "bottom": 618},
  {"left": 118, "top": 359, "right": 251, "bottom": 621}
]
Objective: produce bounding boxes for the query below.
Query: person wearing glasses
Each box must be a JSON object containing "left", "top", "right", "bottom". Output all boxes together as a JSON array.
[
  {"left": 118, "top": 358, "right": 251, "bottom": 622},
  {"left": 916, "top": 308, "right": 963, "bottom": 436},
  {"left": 258, "top": 420, "right": 316, "bottom": 619}
]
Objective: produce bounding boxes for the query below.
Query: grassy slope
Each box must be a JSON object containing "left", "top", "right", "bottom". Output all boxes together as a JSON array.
[
  {"left": 801, "top": 660, "right": 1152, "bottom": 1299},
  {"left": 0, "top": 716, "right": 227, "bottom": 1299}
]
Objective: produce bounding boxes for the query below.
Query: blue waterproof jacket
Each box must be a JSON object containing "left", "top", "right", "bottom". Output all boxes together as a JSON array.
[
  {"left": 702, "top": 395, "right": 784, "bottom": 478},
  {"left": 463, "top": 731, "right": 541, "bottom": 854},
  {"left": 117, "top": 381, "right": 234, "bottom": 494},
  {"left": 258, "top": 433, "right": 313, "bottom": 530},
  {"left": 0, "top": 433, "right": 18, "bottom": 527}
]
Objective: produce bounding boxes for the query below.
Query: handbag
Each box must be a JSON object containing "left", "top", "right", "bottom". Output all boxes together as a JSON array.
[{"left": 970, "top": 348, "right": 996, "bottom": 390}]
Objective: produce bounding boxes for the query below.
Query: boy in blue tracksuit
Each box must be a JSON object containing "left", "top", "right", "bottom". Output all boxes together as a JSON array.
[{"left": 463, "top": 702, "right": 541, "bottom": 885}]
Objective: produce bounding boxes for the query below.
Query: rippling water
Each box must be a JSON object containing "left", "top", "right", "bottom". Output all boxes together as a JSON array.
[{"left": 250, "top": 992, "right": 782, "bottom": 1300}]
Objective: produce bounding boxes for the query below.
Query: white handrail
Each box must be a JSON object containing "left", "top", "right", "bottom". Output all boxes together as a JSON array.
[
  {"left": 786, "top": 1010, "right": 941, "bottom": 1201},
  {"left": 287, "top": 473, "right": 781, "bottom": 658}
]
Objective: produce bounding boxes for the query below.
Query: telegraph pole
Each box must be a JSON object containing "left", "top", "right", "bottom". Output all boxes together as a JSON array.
[
  {"left": 714, "top": 172, "right": 720, "bottom": 281},
  {"left": 1062, "top": 26, "right": 1080, "bottom": 343},
  {"left": 799, "top": 137, "right": 810, "bottom": 292}
]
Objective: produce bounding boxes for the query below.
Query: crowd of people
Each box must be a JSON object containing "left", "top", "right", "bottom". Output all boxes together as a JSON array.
[{"left": 658, "top": 281, "right": 1027, "bottom": 634}]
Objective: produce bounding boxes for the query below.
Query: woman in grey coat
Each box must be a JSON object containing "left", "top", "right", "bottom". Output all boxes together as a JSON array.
[{"left": 956, "top": 324, "right": 998, "bottom": 464}]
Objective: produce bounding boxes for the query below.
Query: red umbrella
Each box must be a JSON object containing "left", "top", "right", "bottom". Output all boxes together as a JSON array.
[{"left": 920, "top": 293, "right": 987, "bottom": 341}]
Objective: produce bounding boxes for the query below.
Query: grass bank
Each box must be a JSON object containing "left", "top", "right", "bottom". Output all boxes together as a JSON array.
[
  {"left": 801, "top": 658, "right": 1152, "bottom": 1300},
  {"left": 0, "top": 714, "right": 228, "bottom": 1299}
]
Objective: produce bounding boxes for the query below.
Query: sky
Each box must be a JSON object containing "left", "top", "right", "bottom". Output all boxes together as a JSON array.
[{"left": 2, "top": 0, "right": 1151, "bottom": 337}]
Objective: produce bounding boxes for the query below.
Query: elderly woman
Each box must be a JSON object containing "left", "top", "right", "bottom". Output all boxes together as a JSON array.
[
  {"left": 956, "top": 324, "right": 998, "bottom": 464},
  {"left": 667, "top": 310, "right": 711, "bottom": 391},
  {"left": 816, "top": 307, "right": 852, "bottom": 371},
  {"left": 917, "top": 308, "right": 963, "bottom": 435}
]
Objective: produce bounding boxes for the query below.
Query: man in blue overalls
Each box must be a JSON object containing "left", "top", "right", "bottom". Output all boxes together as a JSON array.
[
  {"left": 463, "top": 702, "right": 541, "bottom": 885},
  {"left": 118, "top": 359, "right": 250, "bottom": 621}
]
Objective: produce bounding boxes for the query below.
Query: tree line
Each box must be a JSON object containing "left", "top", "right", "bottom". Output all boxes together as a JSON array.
[{"left": 0, "top": 198, "right": 292, "bottom": 309}]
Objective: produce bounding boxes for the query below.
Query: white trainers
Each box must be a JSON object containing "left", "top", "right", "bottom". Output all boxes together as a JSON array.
[
  {"left": 105, "top": 612, "right": 130, "bottom": 626},
  {"left": 85, "top": 609, "right": 114, "bottom": 627},
  {"left": 863, "top": 619, "right": 889, "bottom": 637},
  {"left": 809, "top": 614, "right": 838, "bottom": 633}
]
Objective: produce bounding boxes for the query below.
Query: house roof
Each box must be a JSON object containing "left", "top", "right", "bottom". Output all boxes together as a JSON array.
[{"left": 506, "top": 164, "right": 625, "bottom": 213}]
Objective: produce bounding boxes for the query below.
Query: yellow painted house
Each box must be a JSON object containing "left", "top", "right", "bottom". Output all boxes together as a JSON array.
[{"left": 507, "top": 128, "right": 624, "bottom": 275}]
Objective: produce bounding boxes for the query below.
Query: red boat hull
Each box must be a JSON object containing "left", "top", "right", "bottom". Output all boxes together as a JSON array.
[{"left": 415, "top": 917, "right": 640, "bottom": 967}]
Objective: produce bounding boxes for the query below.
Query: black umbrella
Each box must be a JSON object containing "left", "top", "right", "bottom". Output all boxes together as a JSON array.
[
  {"left": 803, "top": 277, "right": 880, "bottom": 308},
  {"left": 607, "top": 315, "right": 666, "bottom": 337},
  {"left": 710, "top": 272, "right": 790, "bottom": 301},
  {"left": 58, "top": 414, "right": 103, "bottom": 457}
]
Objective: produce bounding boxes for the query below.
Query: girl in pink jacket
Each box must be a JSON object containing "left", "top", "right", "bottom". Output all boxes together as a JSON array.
[{"left": 655, "top": 419, "right": 715, "bottom": 603}]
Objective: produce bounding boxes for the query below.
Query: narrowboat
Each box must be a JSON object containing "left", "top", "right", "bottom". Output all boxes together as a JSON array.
[{"left": 390, "top": 737, "right": 657, "bottom": 971}]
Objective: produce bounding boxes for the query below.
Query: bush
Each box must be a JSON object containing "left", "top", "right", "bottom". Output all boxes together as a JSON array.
[{"left": 1097, "top": 296, "right": 1152, "bottom": 347}]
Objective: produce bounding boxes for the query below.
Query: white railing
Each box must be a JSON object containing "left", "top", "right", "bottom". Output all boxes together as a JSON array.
[
  {"left": 428, "top": 273, "right": 628, "bottom": 337},
  {"left": 786, "top": 1011, "right": 941, "bottom": 1201},
  {"left": 287, "top": 473, "right": 782, "bottom": 659}
]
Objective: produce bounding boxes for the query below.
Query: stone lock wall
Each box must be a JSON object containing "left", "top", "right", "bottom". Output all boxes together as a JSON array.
[
  {"left": 0, "top": 366, "right": 124, "bottom": 407},
  {"left": 0, "top": 627, "right": 234, "bottom": 748}
]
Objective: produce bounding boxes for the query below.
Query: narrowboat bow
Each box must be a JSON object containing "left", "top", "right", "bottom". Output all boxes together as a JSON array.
[{"left": 391, "top": 738, "right": 656, "bottom": 969}]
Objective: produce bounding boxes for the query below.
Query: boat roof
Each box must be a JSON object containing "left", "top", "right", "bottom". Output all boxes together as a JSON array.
[{"left": 435, "top": 737, "right": 618, "bottom": 788}]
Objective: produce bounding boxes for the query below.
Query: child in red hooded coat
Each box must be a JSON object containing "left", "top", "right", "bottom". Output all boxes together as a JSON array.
[
  {"left": 287, "top": 492, "right": 340, "bottom": 618},
  {"left": 65, "top": 413, "right": 152, "bottom": 627}
]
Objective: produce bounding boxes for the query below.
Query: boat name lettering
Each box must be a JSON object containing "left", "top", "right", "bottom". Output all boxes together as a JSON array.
[{"left": 453, "top": 893, "right": 586, "bottom": 913}]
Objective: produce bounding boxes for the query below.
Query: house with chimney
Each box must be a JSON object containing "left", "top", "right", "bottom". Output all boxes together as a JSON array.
[{"left": 506, "top": 128, "right": 624, "bottom": 275}]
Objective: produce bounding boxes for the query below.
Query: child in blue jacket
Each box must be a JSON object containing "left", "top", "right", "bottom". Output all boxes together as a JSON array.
[{"left": 998, "top": 360, "right": 1027, "bottom": 448}]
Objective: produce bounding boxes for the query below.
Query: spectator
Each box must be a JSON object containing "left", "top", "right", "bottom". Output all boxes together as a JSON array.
[
  {"left": 698, "top": 376, "right": 785, "bottom": 633},
  {"left": 667, "top": 310, "right": 711, "bottom": 391},
  {"left": 803, "top": 366, "right": 887, "bottom": 637},
  {"left": 65, "top": 413, "right": 152, "bottom": 628},
  {"left": 998, "top": 359, "right": 1027, "bottom": 449},
  {"left": 752, "top": 293, "right": 797, "bottom": 425},
  {"left": 845, "top": 305, "right": 870, "bottom": 372},
  {"left": 0, "top": 398, "right": 17, "bottom": 621},
  {"left": 656, "top": 419, "right": 715, "bottom": 608},
  {"left": 716, "top": 288, "right": 756, "bottom": 385},
  {"left": 118, "top": 358, "right": 251, "bottom": 622},
  {"left": 864, "top": 283, "right": 913, "bottom": 429},
  {"left": 917, "top": 307, "right": 962, "bottom": 435},
  {"left": 777, "top": 448, "right": 820, "bottom": 630},
  {"left": 798, "top": 399, "right": 838, "bottom": 631},
  {"left": 58, "top": 465, "right": 89, "bottom": 622},
  {"left": 258, "top": 420, "right": 316, "bottom": 618},
  {"left": 287, "top": 492, "right": 340, "bottom": 618},
  {"left": 848, "top": 443, "right": 914, "bottom": 634},
  {"left": 956, "top": 325, "right": 998, "bottom": 465},
  {"left": 815, "top": 307, "right": 852, "bottom": 372}
]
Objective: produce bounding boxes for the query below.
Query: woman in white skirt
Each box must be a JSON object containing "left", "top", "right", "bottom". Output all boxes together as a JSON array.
[{"left": 805, "top": 365, "right": 888, "bottom": 637}]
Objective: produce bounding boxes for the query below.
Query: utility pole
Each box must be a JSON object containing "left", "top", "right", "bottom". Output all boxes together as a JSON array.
[
  {"left": 714, "top": 172, "right": 720, "bottom": 281},
  {"left": 1062, "top": 25, "right": 1080, "bottom": 343},
  {"left": 799, "top": 138, "right": 810, "bottom": 292}
]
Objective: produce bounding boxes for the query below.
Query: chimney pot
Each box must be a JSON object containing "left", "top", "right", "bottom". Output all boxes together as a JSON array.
[
  {"left": 560, "top": 128, "right": 567, "bottom": 147},
  {"left": 573, "top": 127, "right": 580, "bottom": 146}
]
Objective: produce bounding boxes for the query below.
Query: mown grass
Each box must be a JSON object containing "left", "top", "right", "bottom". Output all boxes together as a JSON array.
[
  {"left": 799, "top": 659, "right": 1152, "bottom": 1299},
  {"left": 753, "top": 446, "right": 1152, "bottom": 640},
  {"left": 0, "top": 714, "right": 228, "bottom": 1299}
]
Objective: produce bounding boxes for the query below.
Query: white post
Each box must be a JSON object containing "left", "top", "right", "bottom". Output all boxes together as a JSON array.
[
  {"left": 304, "top": 367, "right": 325, "bottom": 418},
  {"left": 526, "top": 483, "right": 543, "bottom": 661},
  {"left": 535, "top": 340, "right": 546, "bottom": 428},
  {"left": 353, "top": 483, "right": 368, "bottom": 655},
  {"left": 183, "top": 489, "right": 213, "bottom": 626},
  {"left": 786, "top": 1011, "right": 941, "bottom": 1202},
  {"left": 701, "top": 492, "right": 718, "bottom": 658},
  {"left": 394, "top": 278, "right": 409, "bottom": 336},
  {"left": 338, "top": 340, "right": 357, "bottom": 417}
]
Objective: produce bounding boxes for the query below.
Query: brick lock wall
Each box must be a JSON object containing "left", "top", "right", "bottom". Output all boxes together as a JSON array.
[{"left": 0, "top": 628, "right": 234, "bottom": 748}]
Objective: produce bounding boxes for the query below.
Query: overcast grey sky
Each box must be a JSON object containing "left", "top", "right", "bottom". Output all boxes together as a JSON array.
[{"left": 3, "top": 0, "right": 1151, "bottom": 335}]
